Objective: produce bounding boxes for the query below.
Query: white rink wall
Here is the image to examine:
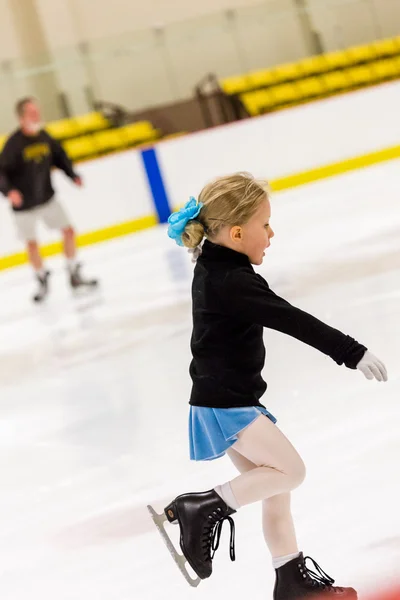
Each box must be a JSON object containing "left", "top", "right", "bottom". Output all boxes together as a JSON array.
[
  {"left": 1, "top": 81, "right": 400, "bottom": 259},
  {"left": 159, "top": 81, "right": 400, "bottom": 204},
  {"left": 0, "top": 150, "right": 154, "bottom": 258}
]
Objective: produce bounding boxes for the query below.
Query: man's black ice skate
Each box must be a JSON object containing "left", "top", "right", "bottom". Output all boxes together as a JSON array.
[
  {"left": 148, "top": 489, "right": 236, "bottom": 587},
  {"left": 273, "top": 553, "right": 357, "bottom": 600},
  {"left": 69, "top": 264, "right": 98, "bottom": 290},
  {"left": 33, "top": 271, "right": 50, "bottom": 303}
]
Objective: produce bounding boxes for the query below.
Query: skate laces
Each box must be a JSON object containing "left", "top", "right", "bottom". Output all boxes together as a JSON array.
[
  {"left": 202, "top": 509, "right": 236, "bottom": 562},
  {"left": 302, "top": 556, "right": 335, "bottom": 589}
]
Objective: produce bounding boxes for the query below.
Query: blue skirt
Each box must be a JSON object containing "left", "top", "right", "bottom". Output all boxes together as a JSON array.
[{"left": 189, "top": 405, "right": 277, "bottom": 462}]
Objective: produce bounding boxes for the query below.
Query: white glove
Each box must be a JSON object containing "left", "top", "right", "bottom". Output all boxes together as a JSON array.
[{"left": 357, "top": 351, "right": 388, "bottom": 382}]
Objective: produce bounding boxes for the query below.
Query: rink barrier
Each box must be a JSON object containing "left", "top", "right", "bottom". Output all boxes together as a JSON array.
[
  {"left": 1, "top": 142, "right": 399, "bottom": 271},
  {"left": 270, "top": 143, "right": 400, "bottom": 191},
  {"left": 141, "top": 147, "right": 171, "bottom": 223},
  {"left": 0, "top": 215, "right": 157, "bottom": 270}
]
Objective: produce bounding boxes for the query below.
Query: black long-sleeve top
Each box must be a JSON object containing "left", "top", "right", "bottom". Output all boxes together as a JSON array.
[
  {"left": 189, "top": 240, "right": 367, "bottom": 408},
  {"left": 0, "top": 129, "right": 77, "bottom": 212}
]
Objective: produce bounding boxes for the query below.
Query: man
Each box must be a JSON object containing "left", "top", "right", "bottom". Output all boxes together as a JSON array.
[{"left": 0, "top": 97, "right": 98, "bottom": 302}]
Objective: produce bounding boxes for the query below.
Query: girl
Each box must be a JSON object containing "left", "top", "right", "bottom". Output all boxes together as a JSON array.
[{"left": 148, "top": 173, "right": 387, "bottom": 599}]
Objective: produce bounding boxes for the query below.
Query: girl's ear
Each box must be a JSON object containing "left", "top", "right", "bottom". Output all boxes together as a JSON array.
[{"left": 230, "top": 226, "right": 242, "bottom": 243}]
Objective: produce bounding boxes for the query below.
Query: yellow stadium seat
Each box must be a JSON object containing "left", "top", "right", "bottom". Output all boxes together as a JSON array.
[
  {"left": 63, "top": 136, "right": 97, "bottom": 161},
  {"left": 372, "top": 37, "right": 400, "bottom": 58},
  {"left": 240, "top": 92, "right": 258, "bottom": 116},
  {"left": 298, "top": 55, "right": 329, "bottom": 77},
  {"left": 273, "top": 62, "right": 303, "bottom": 83},
  {"left": 324, "top": 50, "right": 353, "bottom": 70},
  {"left": 346, "top": 43, "right": 377, "bottom": 64},
  {"left": 120, "top": 122, "right": 159, "bottom": 146},
  {"left": 322, "top": 70, "right": 352, "bottom": 92},
  {"left": 220, "top": 75, "right": 252, "bottom": 95},
  {"left": 248, "top": 69, "right": 277, "bottom": 89},
  {"left": 75, "top": 111, "right": 110, "bottom": 135},
  {"left": 241, "top": 90, "right": 275, "bottom": 115},
  {"left": 394, "top": 35, "right": 400, "bottom": 53},
  {"left": 270, "top": 83, "right": 299, "bottom": 105},
  {"left": 297, "top": 76, "right": 325, "bottom": 99},
  {"left": 346, "top": 65, "right": 375, "bottom": 86},
  {"left": 161, "top": 132, "right": 187, "bottom": 140},
  {"left": 46, "top": 118, "right": 80, "bottom": 140},
  {"left": 93, "top": 129, "right": 126, "bottom": 154},
  {"left": 393, "top": 55, "right": 400, "bottom": 75},
  {"left": 371, "top": 58, "right": 399, "bottom": 80},
  {"left": 257, "top": 90, "right": 277, "bottom": 112},
  {"left": 0, "top": 135, "right": 7, "bottom": 152}
]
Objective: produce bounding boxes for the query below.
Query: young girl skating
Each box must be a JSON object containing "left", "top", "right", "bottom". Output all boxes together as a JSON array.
[{"left": 148, "top": 172, "right": 387, "bottom": 599}]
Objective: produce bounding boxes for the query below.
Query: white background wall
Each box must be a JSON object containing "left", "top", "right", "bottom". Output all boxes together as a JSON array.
[
  {"left": 1, "top": 81, "right": 399, "bottom": 259},
  {"left": 3, "top": 0, "right": 396, "bottom": 47},
  {"left": 0, "top": 0, "right": 399, "bottom": 129}
]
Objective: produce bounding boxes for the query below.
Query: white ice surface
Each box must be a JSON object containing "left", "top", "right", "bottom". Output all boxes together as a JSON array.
[{"left": 0, "top": 161, "right": 399, "bottom": 599}]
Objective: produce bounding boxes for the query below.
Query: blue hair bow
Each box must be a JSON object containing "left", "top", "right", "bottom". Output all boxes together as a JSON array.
[{"left": 167, "top": 197, "right": 203, "bottom": 246}]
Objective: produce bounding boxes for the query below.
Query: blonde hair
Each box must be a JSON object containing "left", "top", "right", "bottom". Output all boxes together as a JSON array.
[{"left": 182, "top": 172, "right": 269, "bottom": 249}]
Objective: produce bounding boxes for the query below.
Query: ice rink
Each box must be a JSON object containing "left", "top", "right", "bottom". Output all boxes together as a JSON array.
[{"left": 0, "top": 160, "right": 399, "bottom": 599}]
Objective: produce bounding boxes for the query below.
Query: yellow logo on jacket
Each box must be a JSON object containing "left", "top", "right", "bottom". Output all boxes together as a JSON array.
[{"left": 23, "top": 143, "right": 50, "bottom": 163}]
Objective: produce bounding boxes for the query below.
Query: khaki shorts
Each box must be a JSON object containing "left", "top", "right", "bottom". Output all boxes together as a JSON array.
[{"left": 13, "top": 198, "right": 71, "bottom": 242}]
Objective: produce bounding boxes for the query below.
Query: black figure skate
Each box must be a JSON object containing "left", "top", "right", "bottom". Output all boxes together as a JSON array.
[
  {"left": 274, "top": 553, "right": 357, "bottom": 600},
  {"left": 69, "top": 263, "right": 98, "bottom": 290},
  {"left": 148, "top": 489, "right": 236, "bottom": 587},
  {"left": 33, "top": 270, "right": 50, "bottom": 303}
]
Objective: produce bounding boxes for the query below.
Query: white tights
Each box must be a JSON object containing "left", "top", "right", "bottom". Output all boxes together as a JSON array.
[{"left": 225, "top": 415, "right": 305, "bottom": 558}]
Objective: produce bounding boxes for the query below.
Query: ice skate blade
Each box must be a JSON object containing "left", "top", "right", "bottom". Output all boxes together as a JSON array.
[
  {"left": 147, "top": 504, "right": 201, "bottom": 588},
  {"left": 71, "top": 283, "right": 99, "bottom": 295}
]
